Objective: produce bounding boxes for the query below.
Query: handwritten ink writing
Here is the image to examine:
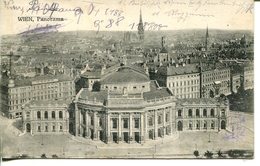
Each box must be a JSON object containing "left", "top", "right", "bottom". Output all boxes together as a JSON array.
[
  {"left": 26, "top": 0, "right": 83, "bottom": 24},
  {"left": 18, "top": 23, "right": 63, "bottom": 36},
  {"left": 129, "top": 22, "right": 168, "bottom": 31},
  {"left": 94, "top": 16, "right": 125, "bottom": 34},
  {"left": 3, "top": 0, "right": 25, "bottom": 14}
]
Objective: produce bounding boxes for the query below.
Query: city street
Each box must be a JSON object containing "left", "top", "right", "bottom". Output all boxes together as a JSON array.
[{"left": 0, "top": 111, "right": 253, "bottom": 159}]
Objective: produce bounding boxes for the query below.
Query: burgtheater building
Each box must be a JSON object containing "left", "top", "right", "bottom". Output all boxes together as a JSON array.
[{"left": 74, "top": 65, "right": 230, "bottom": 144}]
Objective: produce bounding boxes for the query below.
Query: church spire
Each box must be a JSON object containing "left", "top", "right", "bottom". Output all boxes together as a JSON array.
[
  {"left": 205, "top": 25, "right": 209, "bottom": 52},
  {"left": 138, "top": 8, "right": 144, "bottom": 41}
]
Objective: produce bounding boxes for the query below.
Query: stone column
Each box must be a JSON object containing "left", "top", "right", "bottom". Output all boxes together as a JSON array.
[
  {"left": 163, "top": 109, "right": 166, "bottom": 137},
  {"left": 140, "top": 113, "right": 144, "bottom": 143},
  {"left": 170, "top": 107, "right": 173, "bottom": 134},
  {"left": 79, "top": 110, "right": 83, "bottom": 136},
  {"left": 118, "top": 113, "right": 122, "bottom": 143},
  {"left": 85, "top": 111, "right": 89, "bottom": 138},
  {"left": 107, "top": 113, "right": 111, "bottom": 143},
  {"left": 129, "top": 113, "right": 133, "bottom": 143},
  {"left": 145, "top": 112, "right": 148, "bottom": 140},
  {"left": 93, "top": 112, "right": 98, "bottom": 140},
  {"left": 75, "top": 104, "right": 79, "bottom": 136},
  {"left": 154, "top": 110, "right": 158, "bottom": 140}
]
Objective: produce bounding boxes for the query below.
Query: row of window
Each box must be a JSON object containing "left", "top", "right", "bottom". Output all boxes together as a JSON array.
[
  {"left": 171, "top": 87, "right": 199, "bottom": 93},
  {"left": 9, "top": 82, "right": 73, "bottom": 93},
  {"left": 37, "top": 125, "right": 63, "bottom": 132},
  {"left": 148, "top": 113, "right": 170, "bottom": 126},
  {"left": 9, "top": 91, "right": 73, "bottom": 100},
  {"left": 112, "top": 118, "right": 140, "bottom": 129},
  {"left": 169, "top": 74, "right": 199, "bottom": 80},
  {"left": 168, "top": 79, "right": 199, "bottom": 88},
  {"left": 177, "top": 109, "right": 225, "bottom": 117},
  {"left": 187, "top": 120, "right": 216, "bottom": 130},
  {"left": 175, "top": 93, "right": 199, "bottom": 99},
  {"left": 36, "top": 111, "right": 63, "bottom": 119},
  {"left": 104, "top": 85, "right": 146, "bottom": 90}
]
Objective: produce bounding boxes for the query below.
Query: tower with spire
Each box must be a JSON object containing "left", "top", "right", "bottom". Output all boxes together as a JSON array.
[
  {"left": 137, "top": 9, "right": 144, "bottom": 42},
  {"left": 205, "top": 25, "right": 209, "bottom": 52}
]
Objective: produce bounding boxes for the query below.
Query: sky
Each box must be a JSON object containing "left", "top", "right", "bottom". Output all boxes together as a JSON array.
[{"left": 0, "top": 0, "right": 254, "bottom": 35}]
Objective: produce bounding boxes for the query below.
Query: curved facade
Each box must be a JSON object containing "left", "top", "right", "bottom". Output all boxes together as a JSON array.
[{"left": 74, "top": 66, "right": 230, "bottom": 144}]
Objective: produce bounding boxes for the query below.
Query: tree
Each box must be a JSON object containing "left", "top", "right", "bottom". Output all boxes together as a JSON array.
[
  {"left": 204, "top": 150, "right": 213, "bottom": 159},
  {"left": 194, "top": 150, "right": 200, "bottom": 158},
  {"left": 217, "top": 150, "right": 224, "bottom": 158}
]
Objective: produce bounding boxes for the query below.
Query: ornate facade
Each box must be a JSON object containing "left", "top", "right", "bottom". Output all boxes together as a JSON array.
[
  {"left": 22, "top": 100, "right": 70, "bottom": 135},
  {"left": 73, "top": 66, "right": 230, "bottom": 144},
  {"left": 176, "top": 98, "right": 229, "bottom": 131}
]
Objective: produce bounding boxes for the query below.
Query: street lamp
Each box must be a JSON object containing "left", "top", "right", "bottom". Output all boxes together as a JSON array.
[{"left": 41, "top": 133, "right": 44, "bottom": 146}]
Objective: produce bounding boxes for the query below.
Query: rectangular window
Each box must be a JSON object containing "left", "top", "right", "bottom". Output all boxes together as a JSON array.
[
  {"left": 123, "top": 119, "right": 128, "bottom": 128},
  {"left": 166, "top": 113, "right": 169, "bottom": 122},
  {"left": 134, "top": 118, "right": 139, "bottom": 128},
  {"left": 112, "top": 118, "right": 117, "bottom": 129}
]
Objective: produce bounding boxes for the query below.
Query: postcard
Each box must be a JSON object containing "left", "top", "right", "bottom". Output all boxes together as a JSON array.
[{"left": 0, "top": 0, "right": 254, "bottom": 160}]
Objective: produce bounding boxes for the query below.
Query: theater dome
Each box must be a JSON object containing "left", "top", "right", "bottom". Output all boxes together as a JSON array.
[
  {"left": 101, "top": 67, "right": 149, "bottom": 84},
  {"left": 100, "top": 66, "right": 150, "bottom": 94}
]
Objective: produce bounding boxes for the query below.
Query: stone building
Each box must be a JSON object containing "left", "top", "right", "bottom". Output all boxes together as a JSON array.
[
  {"left": 153, "top": 64, "right": 201, "bottom": 99},
  {"left": 176, "top": 98, "right": 230, "bottom": 131},
  {"left": 73, "top": 65, "right": 230, "bottom": 144},
  {"left": 1, "top": 75, "right": 75, "bottom": 119},
  {"left": 21, "top": 100, "right": 70, "bottom": 135},
  {"left": 200, "top": 62, "right": 231, "bottom": 98},
  {"left": 242, "top": 62, "right": 254, "bottom": 90}
]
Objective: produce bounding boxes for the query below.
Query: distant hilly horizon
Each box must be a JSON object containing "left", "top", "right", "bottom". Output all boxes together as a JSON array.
[{"left": 1, "top": 28, "right": 253, "bottom": 37}]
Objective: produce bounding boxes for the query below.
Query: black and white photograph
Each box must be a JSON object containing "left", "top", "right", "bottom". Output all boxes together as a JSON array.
[{"left": 0, "top": 0, "right": 255, "bottom": 161}]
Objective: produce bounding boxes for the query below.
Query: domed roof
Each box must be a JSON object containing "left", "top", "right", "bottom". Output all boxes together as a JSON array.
[{"left": 101, "top": 67, "right": 149, "bottom": 84}]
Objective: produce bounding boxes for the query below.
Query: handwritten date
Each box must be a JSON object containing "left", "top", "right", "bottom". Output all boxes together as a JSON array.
[{"left": 94, "top": 17, "right": 125, "bottom": 33}]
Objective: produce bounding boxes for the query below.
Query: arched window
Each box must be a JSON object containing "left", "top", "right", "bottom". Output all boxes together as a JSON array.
[
  {"left": 44, "top": 111, "right": 48, "bottom": 119},
  {"left": 188, "top": 109, "right": 192, "bottom": 117},
  {"left": 52, "top": 111, "right": 55, "bottom": 119},
  {"left": 203, "top": 109, "right": 207, "bottom": 117},
  {"left": 196, "top": 109, "right": 200, "bottom": 117},
  {"left": 210, "top": 109, "right": 215, "bottom": 117},
  {"left": 59, "top": 111, "right": 63, "bottom": 119},
  {"left": 37, "top": 111, "right": 41, "bottom": 119},
  {"left": 178, "top": 110, "right": 182, "bottom": 117}
]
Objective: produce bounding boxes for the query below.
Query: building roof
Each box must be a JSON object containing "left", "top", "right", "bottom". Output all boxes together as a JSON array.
[
  {"left": 25, "top": 99, "right": 71, "bottom": 108},
  {"left": 143, "top": 87, "right": 172, "bottom": 100},
  {"left": 176, "top": 98, "right": 227, "bottom": 106},
  {"left": 11, "top": 74, "right": 74, "bottom": 87},
  {"left": 81, "top": 70, "right": 101, "bottom": 79},
  {"left": 101, "top": 66, "right": 149, "bottom": 84},
  {"left": 160, "top": 47, "right": 168, "bottom": 53},
  {"left": 78, "top": 89, "right": 108, "bottom": 102},
  {"left": 157, "top": 64, "right": 199, "bottom": 76}
]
